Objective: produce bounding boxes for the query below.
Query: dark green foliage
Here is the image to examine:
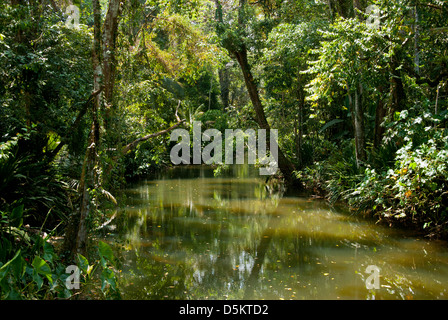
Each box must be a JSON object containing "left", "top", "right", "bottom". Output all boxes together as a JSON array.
[
  {"left": 0, "top": 209, "right": 121, "bottom": 300},
  {"left": 288, "top": 0, "right": 448, "bottom": 237},
  {"left": 0, "top": 2, "right": 93, "bottom": 156},
  {"left": 348, "top": 107, "right": 448, "bottom": 236},
  {"left": 0, "top": 129, "right": 70, "bottom": 231}
]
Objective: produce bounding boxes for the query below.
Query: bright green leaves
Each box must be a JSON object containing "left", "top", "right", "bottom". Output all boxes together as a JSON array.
[
  {"left": 305, "top": 17, "right": 388, "bottom": 105},
  {"left": 349, "top": 106, "right": 448, "bottom": 232},
  {"left": 98, "top": 241, "right": 119, "bottom": 293},
  {"left": 0, "top": 240, "right": 121, "bottom": 299},
  {"left": 117, "top": 2, "right": 225, "bottom": 180},
  {"left": 77, "top": 253, "right": 90, "bottom": 274},
  {"left": 101, "top": 267, "right": 117, "bottom": 291},
  {"left": 0, "top": 199, "right": 121, "bottom": 299},
  {"left": 32, "top": 255, "right": 53, "bottom": 289},
  {"left": 142, "top": 13, "right": 222, "bottom": 83},
  {"left": 0, "top": 0, "right": 94, "bottom": 158},
  {"left": 32, "top": 255, "right": 51, "bottom": 276},
  {"left": 0, "top": 250, "right": 54, "bottom": 298},
  {"left": 98, "top": 240, "right": 115, "bottom": 266},
  {"left": 76, "top": 253, "right": 95, "bottom": 283}
]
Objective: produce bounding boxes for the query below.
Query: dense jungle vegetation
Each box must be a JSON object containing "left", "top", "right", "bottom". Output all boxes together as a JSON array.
[{"left": 0, "top": 0, "right": 447, "bottom": 299}]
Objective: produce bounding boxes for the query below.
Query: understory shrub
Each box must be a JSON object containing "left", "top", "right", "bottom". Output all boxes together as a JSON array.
[{"left": 347, "top": 108, "right": 448, "bottom": 237}]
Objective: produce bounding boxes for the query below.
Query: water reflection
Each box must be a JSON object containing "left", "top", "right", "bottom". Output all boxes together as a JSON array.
[{"left": 112, "top": 165, "right": 448, "bottom": 300}]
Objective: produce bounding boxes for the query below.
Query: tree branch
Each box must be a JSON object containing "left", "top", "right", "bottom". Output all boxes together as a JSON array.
[
  {"left": 404, "top": 64, "right": 448, "bottom": 87},
  {"left": 121, "top": 102, "right": 185, "bottom": 154},
  {"left": 48, "top": 0, "right": 62, "bottom": 15},
  {"left": 50, "top": 87, "right": 103, "bottom": 159}
]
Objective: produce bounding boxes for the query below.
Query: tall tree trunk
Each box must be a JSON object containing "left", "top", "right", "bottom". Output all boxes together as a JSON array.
[
  {"left": 12, "top": 0, "right": 33, "bottom": 128},
  {"left": 390, "top": 56, "right": 406, "bottom": 115},
  {"left": 332, "top": 0, "right": 351, "bottom": 18},
  {"left": 414, "top": 3, "right": 420, "bottom": 75},
  {"left": 75, "top": 121, "right": 99, "bottom": 256},
  {"left": 76, "top": 0, "right": 103, "bottom": 256},
  {"left": 102, "top": 0, "right": 122, "bottom": 133},
  {"left": 327, "top": 0, "right": 335, "bottom": 21},
  {"left": 232, "top": 47, "right": 297, "bottom": 184},
  {"left": 353, "top": 0, "right": 364, "bottom": 19},
  {"left": 64, "top": 0, "right": 103, "bottom": 258},
  {"left": 353, "top": 0, "right": 366, "bottom": 163},
  {"left": 347, "top": 81, "right": 366, "bottom": 168},
  {"left": 373, "top": 92, "right": 386, "bottom": 149},
  {"left": 214, "top": 0, "right": 299, "bottom": 186},
  {"left": 295, "top": 64, "right": 305, "bottom": 168}
]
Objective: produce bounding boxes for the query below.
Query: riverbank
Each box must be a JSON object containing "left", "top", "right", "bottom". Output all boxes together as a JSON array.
[{"left": 295, "top": 163, "right": 448, "bottom": 241}]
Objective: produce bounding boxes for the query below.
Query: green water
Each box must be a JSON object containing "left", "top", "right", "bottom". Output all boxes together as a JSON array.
[{"left": 111, "top": 165, "right": 448, "bottom": 300}]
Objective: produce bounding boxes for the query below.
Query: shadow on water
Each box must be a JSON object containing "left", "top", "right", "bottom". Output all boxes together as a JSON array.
[{"left": 111, "top": 165, "right": 448, "bottom": 300}]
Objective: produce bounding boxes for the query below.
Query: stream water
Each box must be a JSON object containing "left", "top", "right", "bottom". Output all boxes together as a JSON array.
[{"left": 110, "top": 165, "right": 448, "bottom": 300}]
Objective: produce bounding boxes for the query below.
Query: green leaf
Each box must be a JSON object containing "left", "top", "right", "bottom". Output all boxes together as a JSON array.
[
  {"left": 10, "top": 205, "right": 24, "bottom": 228},
  {"left": 43, "top": 241, "right": 54, "bottom": 264},
  {"left": 77, "top": 253, "right": 89, "bottom": 273},
  {"left": 33, "top": 272, "right": 43, "bottom": 289},
  {"left": 32, "top": 256, "right": 52, "bottom": 284},
  {"left": 5, "top": 287, "right": 22, "bottom": 300},
  {"left": 98, "top": 241, "right": 114, "bottom": 263},
  {"left": 101, "top": 268, "right": 116, "bottom": 291},
  {"left": 10, "top": 255, "right": 25, "bottom": 279},
  {"left": 0, "top": 250, "right": 21, "bottom": 281},
  {"left": 319, "top": 119, "right": 344, "bottom": 133},
  {"left": 32, "top": 256, "right": 51, "bottom": 274}
]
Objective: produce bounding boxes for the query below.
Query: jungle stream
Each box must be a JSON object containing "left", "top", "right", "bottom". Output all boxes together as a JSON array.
[{"left": 107, "top": 165, "right": 448, "bottom": 300}]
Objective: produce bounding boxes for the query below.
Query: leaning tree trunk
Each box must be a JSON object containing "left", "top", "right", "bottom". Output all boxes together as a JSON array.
[
  {"left": 232, "top": 47, "right": 297, "bottom": 184},
  {"left": 347, "top": 81, "right": 366, "bottom": 169},
  {"left": 214, "top": 0, "right": 299, "bottom": 186},
  {"left": 414, "top": 3, "right": 420, "bottom": 75}
]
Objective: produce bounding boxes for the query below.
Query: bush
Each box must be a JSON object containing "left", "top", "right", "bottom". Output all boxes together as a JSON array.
[
  {"left": 347, "top": 109, "right": 448, "bottom": 237},
  {"left": 0, "top": 131, "right": 121, "bottom": 299},
  {"left": 0, "top": 204, "right": 120, "bottom": 300},
  {"left": 297, "top": 139, "right": 363, "bottom": 202},
  {"left": 0, "top": 129, "right": 70, "bottom": 230},
  {"left": 197, "top": 109, "right": 230, "bottom": 132}
]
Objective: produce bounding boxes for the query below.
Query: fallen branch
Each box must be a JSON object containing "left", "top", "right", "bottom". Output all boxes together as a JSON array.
[{"left": 121, "top": 101, "right": 185, "bottom": 154}]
